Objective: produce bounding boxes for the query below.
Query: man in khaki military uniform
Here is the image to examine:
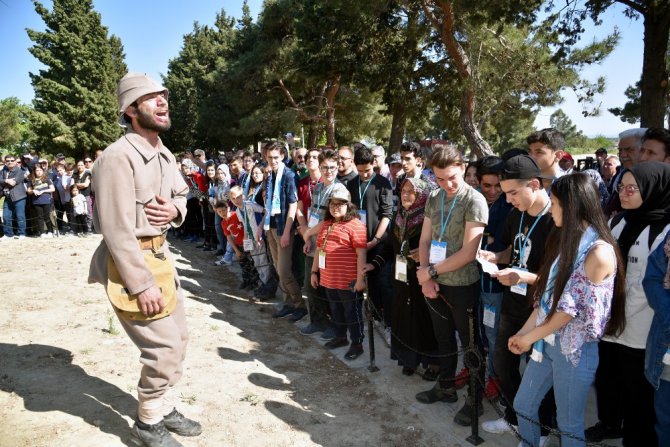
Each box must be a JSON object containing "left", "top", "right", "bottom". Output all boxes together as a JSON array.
[{"left": 88, "top": 72, "right": 201, "bottom": 447}]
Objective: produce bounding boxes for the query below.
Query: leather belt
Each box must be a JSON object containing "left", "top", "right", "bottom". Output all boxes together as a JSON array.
[{"left": 138, "top": 234, "right": 166, "bottom": 251}]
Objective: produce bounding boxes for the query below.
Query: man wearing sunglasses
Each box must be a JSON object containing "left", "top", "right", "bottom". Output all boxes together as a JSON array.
[{"left": 1, "top": 155, "right": 29, "bottom": 240}]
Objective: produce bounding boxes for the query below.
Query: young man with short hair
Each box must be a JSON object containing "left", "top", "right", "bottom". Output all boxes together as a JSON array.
[
  {"left": 263, "top": 142, "right": 306, "bottom": 320},
  {"left": 336, "top": 146, "right": 357, "bottom": 186},
  {"left": 640, "top": 127, "right": 670, "bottom": 163},
  {"left": 394, "top": 141, "right": 432, "bottom": 196},
  {"left": 526, "top": 128, "right": 566, "bottom": 189},
  {"left": 300, "top": 149, "right": 341, "bottom": 336},
  {"left": 478, "top": 155, "right": 555, "bottom": 443},
  {"left": 475, "top": 155, "right": 512, "bottom": 400},
  {"left": 347, "top": 147, "right": 394, "bottom": 334}
]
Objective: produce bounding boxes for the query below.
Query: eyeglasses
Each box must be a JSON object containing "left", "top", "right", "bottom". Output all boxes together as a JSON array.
[
  {"left": 617, "top": 184, "right": 640, "bottom": 196},
  {"left": 320, "top": 166, "right": 337, "bottom": 172},
  {"left": 329, "top": 201, "right": 347, "bottom": 208},
  {"left": 5, "top": 159, "right": 15, "bottom": 162},
  {"left": 84, "top": 159, "right": 92, "bottom": 163},
  {"left": 338, "top": 157, "right": 352, "bottom": 163}
]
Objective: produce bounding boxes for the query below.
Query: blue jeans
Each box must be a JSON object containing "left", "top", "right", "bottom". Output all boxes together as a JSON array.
[
  {"left": 514, "top": 335, "right": 598, "bottom": 447},
  {"left": 214, "top": 213, "right": 225, "bottom": 250},
  {"left": 480, "top": 290, "right": 503, "bottom": 376},
  {"left": 3, "top": 197, "right": 26, "bottom": 237},
  {"left": 656, "top": 379, "right": 670, "bottom": 446}
]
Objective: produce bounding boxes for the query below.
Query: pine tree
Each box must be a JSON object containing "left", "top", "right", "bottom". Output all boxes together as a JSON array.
[{"left": 27, "top": 0, "right": 127, "bottom": 157}]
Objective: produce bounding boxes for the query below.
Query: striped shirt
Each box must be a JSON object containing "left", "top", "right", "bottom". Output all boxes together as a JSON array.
[{"left": 316, "top": 218, "right": 367, "bottom": 290}]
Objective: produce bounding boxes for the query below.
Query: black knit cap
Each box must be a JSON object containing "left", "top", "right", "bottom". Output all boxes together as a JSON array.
[{"left": 501, "top": 154, "right": 545, "bottom": 180}]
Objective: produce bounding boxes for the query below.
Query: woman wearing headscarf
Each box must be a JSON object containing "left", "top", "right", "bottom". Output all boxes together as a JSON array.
[
  {"left": 587, "top": 162, "right": 670, "bottom": 446},
  {"left": 363, "top": 178, "right": 439, "bottom": 377}
]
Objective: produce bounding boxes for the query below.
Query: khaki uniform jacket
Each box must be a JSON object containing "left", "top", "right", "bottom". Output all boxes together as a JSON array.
[{"left": 88, "top": 129, "right": 188, "bottom": 295}]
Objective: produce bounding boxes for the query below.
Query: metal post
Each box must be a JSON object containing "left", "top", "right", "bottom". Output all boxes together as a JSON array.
[
  {"left": 465, "top": 307, "right": 484, "bottom": 446},
  {"left": 364, "top": 289, "right": 379, "bottom": 372}
]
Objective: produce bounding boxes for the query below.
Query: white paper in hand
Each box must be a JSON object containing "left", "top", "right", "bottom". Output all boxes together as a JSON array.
[{"left": 477, "top": 255, "right": 499, "bottom": 275}]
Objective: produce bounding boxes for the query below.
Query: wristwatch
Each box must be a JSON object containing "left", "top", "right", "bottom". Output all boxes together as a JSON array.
[{"left": 428, "top": 264, "right": 438, "bottom": 279}]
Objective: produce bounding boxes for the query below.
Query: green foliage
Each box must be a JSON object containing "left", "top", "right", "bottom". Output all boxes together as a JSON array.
[
  {"left": 0, "top": 98, "right": 35, "bottom": 153},
  {"left": 550, "top": 109, "right": 584, "bottom": 146},
  {"left": 27, "top": 0, "right": 127, "bottom": 157}
]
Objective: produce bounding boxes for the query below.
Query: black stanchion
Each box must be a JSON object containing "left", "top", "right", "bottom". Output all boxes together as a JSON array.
[
  {"left": 465, "top": 308, "right": 484, "bottom": 446},
  {"left": 364, "top": 289, "right": 379, "bottom": 373}
]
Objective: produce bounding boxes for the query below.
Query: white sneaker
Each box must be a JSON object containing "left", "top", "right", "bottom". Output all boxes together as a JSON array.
[
  {"left": 483, "top": 417, "right": 517, "bottom": 434},
  {"left": 214, "top": 257, "right": 230, "bottom": 266},
  {"left": 517, "top": 436, "right": 548, "bottom": 447},
  {"left": 18, "top": 235, "right": 25, "bottom": 240},
  {"left": 40, "top": 233, "right": 49, "bottom": 238}
]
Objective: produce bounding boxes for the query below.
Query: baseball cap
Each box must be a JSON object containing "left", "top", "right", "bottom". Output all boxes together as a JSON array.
[
  {"left": 56, "top": 153, "right": 65, "bottom": 159},
  {"left": 388, "top": 153, "right": 401, "bottom": 165},
  {"left": 327, "top": 183, "right": 351, "bottom": 202},
  {"left": 562, "top": 152, "right": 574, "bottom": 162},
  {"left": 117, "top": 72, "right": 168, "bottom": 125},
  {"left": 501, "top": 155, "right": 544, "bottom": 180}
]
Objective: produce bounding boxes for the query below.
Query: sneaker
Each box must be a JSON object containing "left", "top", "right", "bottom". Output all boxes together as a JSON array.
[
  {"left": 484, "top": 376, "right": 500, "bottom": 400},
  {"left": 47, "top": 232, "right": 54, "bottom": 237},
  {"left": 162, "top": 408, "right": 202, "bottom": 437},
  {"left": 320, "top": 326, "right": 336, "bottom": 340},
  {"left": 455, "top": 367, "right": 469, "bottom": 389},
  {"left": 415, "top": 383, "right": 458, "bottom": 404},
  {"left": 214, "top": 257, "right": 231, "bottom": 266},
  {"left": 344, "top": 343, "right": 364, "bottom": 360},
  {"left": 287, "top": 308, "right": 308, "bottom": 323},
  {"left": 130, "top": 419, "right": 183, "bottom": 447},
  {"left": 300, "top": 322, "right": 326, "bottom": 335},
  {"left": 40, "top": 233, "right": 48, "bottom": 238},
  {"left": 272, "top": 305, "right": 295, "bottom": 319},
  {"left": 453, "top": 400, "right": 484, "bottom": 426},
  {"left": 324, "top": 337, "right": 348, "bottom": 349},
  {"left": 585, "top": 421, "right": 622, "bottom": 442},
  {"left": 517, "top": 436, "right": 548, "bottom": 447},
  {"left": 17, "top": 235, "right": 25, "bottom": 240},
  {"left": 482, "top": 417, "right": 517, "bottom": 434}
]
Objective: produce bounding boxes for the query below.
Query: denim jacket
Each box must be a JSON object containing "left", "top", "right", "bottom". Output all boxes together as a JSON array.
[
  {"left": 264, "top": 166, "right": 297, "bottom": 235},
  {"left": 642, "top": 231, "right": 670, "bottom": 389}
]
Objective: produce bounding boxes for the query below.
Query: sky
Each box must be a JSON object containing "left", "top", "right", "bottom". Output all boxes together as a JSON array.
[{"left": 0, "top": 0, "right": 647, "bottom": 138}]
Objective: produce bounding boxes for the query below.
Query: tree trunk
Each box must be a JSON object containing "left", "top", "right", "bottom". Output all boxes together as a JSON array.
[
  {"left": 307, "top": 121, "right": 320, "bottom": 148},
  {"left": 324, "top": 75, "right": 341, "bottom": 147},
  {"left": 389, "top": 101, "right": 407, "bottom": 152},
  {"left": 422, "top": 1, "right": 493, "bottom": 158},
  {"left": 639, "top": 10, "right": 670, "bottom": 128},
  {"left": 460, "top": 90, "right": 493, "bottom": 158}
]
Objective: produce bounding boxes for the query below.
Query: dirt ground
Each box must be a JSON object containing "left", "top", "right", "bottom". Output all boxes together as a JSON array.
[{"left": 0, "top": 234, "right": 607, "bottom": 447}]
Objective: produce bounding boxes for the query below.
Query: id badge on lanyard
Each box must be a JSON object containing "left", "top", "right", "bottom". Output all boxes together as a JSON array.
[
  {"left": 243, "top": 238, "right": 254, "bottom": 252},
  {"left": 318, "top": 249, "right": 326, "bottom": 269},
  {"left": 308, "top": 211, "right": 320, "bottom": 228},
  {"left": 358, "top": 209, "right": 367, "bottom": 226},
  {"left": 483, "top": 304, "right": 496, "bottom": 328},
  {"left": 395, "top": 255, "right": 407, "bottom": 282},
  {"left": 510, "top": 267, "right": 528, "bottom": 296},
  {"left": 429, "top": 240, "right": 447, "bottom": 264}
]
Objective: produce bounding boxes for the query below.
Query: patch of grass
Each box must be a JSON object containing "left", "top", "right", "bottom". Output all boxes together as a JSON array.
[
  {"left": 180, "top": 393, "right": 197, "bottom": 405},
  {"left": 103, "top": 310, "right": 120, "bottom": 335},
  {"left": 209, "top": 324, "right": 219, "bottom": 331},
  {"left": 240, "top": 393, "right": 260, "bottom": 406},
  {"left": 80, "top": 347, "right": 93, "bottom": 356}
]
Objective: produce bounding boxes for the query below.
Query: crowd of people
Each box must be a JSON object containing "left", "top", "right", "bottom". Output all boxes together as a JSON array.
[{"left": 3, "top": 123, "right": 670, "bottom": 447}]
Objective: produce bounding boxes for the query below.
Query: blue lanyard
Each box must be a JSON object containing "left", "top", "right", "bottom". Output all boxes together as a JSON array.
[
  {"left": 439, "top": 185, "right": 463, "bottom": 242},
  {"left": 516, "top": 201, "right": 549, "bottom": 266},
  {"left": 316, "top": 183, "right": 335, "bottom": 210},
  {"left": 358, "top": 174, "right": 375, "bottom": 206}
]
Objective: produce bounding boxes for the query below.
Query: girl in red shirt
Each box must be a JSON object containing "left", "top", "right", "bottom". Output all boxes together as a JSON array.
[{"left": 311, "top": 186, "right": 367, "bottom": 360}]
